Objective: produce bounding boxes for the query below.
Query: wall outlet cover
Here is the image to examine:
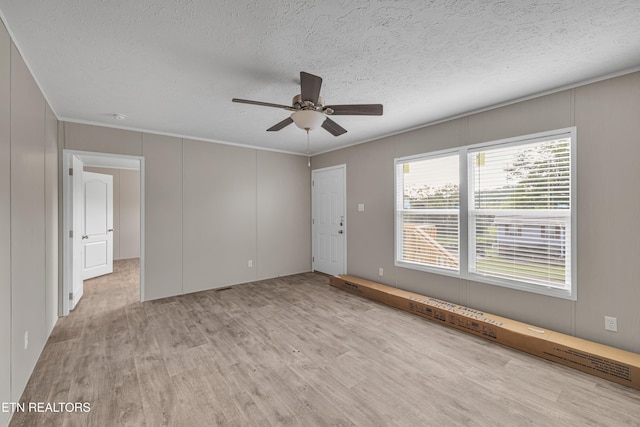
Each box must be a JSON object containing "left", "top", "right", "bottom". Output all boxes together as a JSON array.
[{"left": 604, "top": 316, "right": 618, "bottom": 332}]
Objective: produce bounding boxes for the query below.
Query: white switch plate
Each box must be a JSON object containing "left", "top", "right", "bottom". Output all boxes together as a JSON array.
[
  {"left": 24, "top": 331, "right": 28, "bottom": 350},
  {"left": 358, "top": 203, "right": 365, "bottom": 212},
  {"left": 248, "top": 260, "right": 253, "bottom": 268},
  {"left": 378, "top": 268, "right": 383, "bottom": 276}
]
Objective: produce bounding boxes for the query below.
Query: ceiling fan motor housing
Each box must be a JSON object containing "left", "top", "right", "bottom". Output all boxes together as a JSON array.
[{"left": 292, "top": 94, "right": 326, "bottom": 110}]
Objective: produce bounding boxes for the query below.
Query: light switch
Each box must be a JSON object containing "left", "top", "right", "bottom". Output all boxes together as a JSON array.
[{"left": 358, "top": 203, "right": 365, "bottom": 212}]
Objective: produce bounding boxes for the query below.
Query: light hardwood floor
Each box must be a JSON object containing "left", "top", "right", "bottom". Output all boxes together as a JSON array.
[{"left": 10, "top": 259, "right": 640, "bottom": 426}]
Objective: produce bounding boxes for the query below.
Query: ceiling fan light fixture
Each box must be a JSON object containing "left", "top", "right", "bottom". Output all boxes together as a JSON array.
[
  {"left": 232, "top": 71, "right": 383, "bottom": 138},
  {"left": 291, "top": 110, "right": 325, "bottom": 131}
]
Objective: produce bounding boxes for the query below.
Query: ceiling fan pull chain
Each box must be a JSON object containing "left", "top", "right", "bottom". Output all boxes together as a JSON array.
[{"left": 306, "top": 129, "right": 311, "bottom": 167}]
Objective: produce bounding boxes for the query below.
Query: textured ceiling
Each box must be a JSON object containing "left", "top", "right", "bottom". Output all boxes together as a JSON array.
[{"left": 1, "top": 1, "right": 639, "bottom": 155}]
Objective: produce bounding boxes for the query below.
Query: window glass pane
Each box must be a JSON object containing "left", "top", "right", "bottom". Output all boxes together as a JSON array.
[
  {"left": 398, "top": 154, "right": 459, "bottom": 271},
  {"left": 402, "top": 212, "right": 459, "bottom": 270},
  {"left": 469, "top": 138, "right": 571, "bottom": 289}
]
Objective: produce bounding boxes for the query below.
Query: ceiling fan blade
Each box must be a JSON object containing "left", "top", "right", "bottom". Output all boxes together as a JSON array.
[
  {"left": 321, "top": 117, "right": 347, "bottom": 136},
  {"left": 266, "top": 117, "right": 294, "bottom": 132},
  {"left": 325, "top": 104, "right": 383, "bottom": 116},
  {"left": 232, "top": 98, "right": 293, "bottom": 110},
  {"left": 300, "top": 72, "right": 323, "bottom": 104}
]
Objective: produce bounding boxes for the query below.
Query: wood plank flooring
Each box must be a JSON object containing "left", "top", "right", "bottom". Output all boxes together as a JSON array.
[{"left": 10, "top": 259, "right": 640, "bottom": 426}]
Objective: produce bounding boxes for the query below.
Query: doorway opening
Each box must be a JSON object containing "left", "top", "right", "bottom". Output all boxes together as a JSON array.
[{"left": 61, "top": 150, "right": 145, "bottom": 316}]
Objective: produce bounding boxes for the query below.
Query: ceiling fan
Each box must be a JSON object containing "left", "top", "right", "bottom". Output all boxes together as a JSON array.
[{"left": 232, "top": 71, "right": 383, "bottom": 137}]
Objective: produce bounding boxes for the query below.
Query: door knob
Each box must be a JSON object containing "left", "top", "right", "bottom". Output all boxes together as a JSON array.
[
  {"left": 338, "top": 230, "right": 343, "bottom": 234},
  {"left": 108, "top": 228, "right": 114, "bottom": 232},
  {"left": 82, "top": 235, "right": 89, "bottom": 240}
]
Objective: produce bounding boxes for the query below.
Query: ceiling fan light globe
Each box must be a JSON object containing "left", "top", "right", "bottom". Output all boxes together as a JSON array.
[{"left": 291, "top": 110, "right": 325, "bottom": 131}]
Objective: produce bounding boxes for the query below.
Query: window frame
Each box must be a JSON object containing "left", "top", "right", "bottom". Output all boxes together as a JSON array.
[
  {"left": 394, "top": 148, "right": 462, "bottom": 278},
  {"left": 394, "top": 127, "right": 577, "bottom": 300}
]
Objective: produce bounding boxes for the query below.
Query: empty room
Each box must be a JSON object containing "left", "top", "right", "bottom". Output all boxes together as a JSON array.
[{"left": 1, "top": 1, "right": 640, "bottom": 426}]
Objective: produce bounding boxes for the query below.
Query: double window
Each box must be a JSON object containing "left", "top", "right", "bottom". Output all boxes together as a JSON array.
[{"left": 395, "top": 128, "right": 575, "bottom": 299}]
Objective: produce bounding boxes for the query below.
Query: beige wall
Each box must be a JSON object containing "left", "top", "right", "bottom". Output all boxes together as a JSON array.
[
  {"left": 45, "top": 104, "right": 58, "bottom": 336},
  {"left": 65, "top": 122, "right": 142, "bottom": 155},
  {"left": 0, "top": 20, "right": 59, "bottom": 424},
  {"left": 0, "top": 19, "right": 11, "bottom": 427},
  {"left": 313, "top": 71, "right": 640, "bottom": 354},
  {"left": 182, "top": 139, "right": 258, "bottom": 292},
  {"left": 64, "top": 123, "right": 312, "bottom": 301},
  {"left": 84, "top": 167, "right": 141, "bottom": 260},
  {"left": 142, "top": 134, "right": 182, "bottom": 300},
  {"left": 119, "top": 169, "right": 141, "bottom": 259},
  {"left": 257, "top": 150, "right": 312, "bottom": 280}
]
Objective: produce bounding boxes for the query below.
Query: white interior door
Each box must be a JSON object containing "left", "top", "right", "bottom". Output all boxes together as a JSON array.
[
  {"left": 312, "top": 165, "right": 346, "bottom": 276},
  {"left": 82, "top": 171, "right": 113, "bottom": 280},
  {"left": 71, "top": 156, "right": 84, "bottom": 309}
]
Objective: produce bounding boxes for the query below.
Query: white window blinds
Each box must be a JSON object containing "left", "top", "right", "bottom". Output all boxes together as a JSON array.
[
  {"left": 468, "top": 137, "right": 572, "bottom": 289},
  {"left": 396, "top": 153, "right": 460, "bottom": 272}
]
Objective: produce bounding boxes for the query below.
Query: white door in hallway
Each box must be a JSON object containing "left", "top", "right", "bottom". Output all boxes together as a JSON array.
[
  {"left": 82, "top": 171, "right": 114, "bottom": 280},
  {"left": 312, "top": 165, "right": 346, "bottom": 276}
]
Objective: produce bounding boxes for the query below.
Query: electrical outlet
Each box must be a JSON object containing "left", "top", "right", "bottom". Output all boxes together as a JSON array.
[
  {"left": 604, "top": 316, "right": 618, "bottom": 332},
  {"left": 248, "top": 260, "right": 253, "bottom": 268},
  {"left": 24, "top": 331, "right": 29, "bottom": 350},
  {"left": 378, "top": 267, "right": 384, "bottom": 276}
]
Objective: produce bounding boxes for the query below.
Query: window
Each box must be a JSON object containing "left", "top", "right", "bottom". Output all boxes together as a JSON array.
[
  {"left": 395, "top": 128, "right": 576, "bottom": 299},
  {"left": 395, "top": 152, "right": 460, "bottom": 273},
  {"left": 468, "top": 136, "right": 572, "bottom": 291}
]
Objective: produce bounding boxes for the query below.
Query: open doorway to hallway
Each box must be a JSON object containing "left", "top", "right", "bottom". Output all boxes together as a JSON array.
[{"left": 62, "top": 150, "right": 144, "bottom": 316}]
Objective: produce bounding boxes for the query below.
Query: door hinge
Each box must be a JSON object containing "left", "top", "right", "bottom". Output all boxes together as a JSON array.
[
  {"left": 312, "top": 180, "right": 314, "bottom": 187},
  {"left": 69, "top": 167, "right": 73, "bottom": 176},
  {"left": 68, "top": 292, "right": 73, "bottom": 300},
  {"left": 312, "top": 256, "right": 314, "bottom": 263},
  {"left": 69, "top": 230, "right": 73, "bottom": 238},
  {"left": 312, "top": 218, "right": 315, "bottom": 225}
]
